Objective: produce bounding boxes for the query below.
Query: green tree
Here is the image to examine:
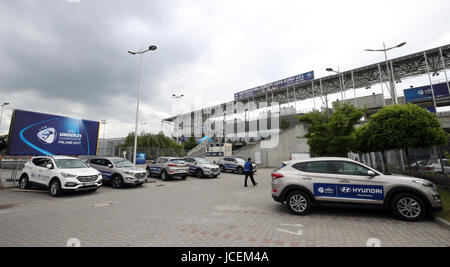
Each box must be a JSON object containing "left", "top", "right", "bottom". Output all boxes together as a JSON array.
[
  {"left": 183, "top": 137, "right": 198, "bottom": 151},
  {"left": 363, "top": 104, "right": 448, "bottom": 173},
  {"left": 297, "top": 104, "right": 365, "bottom": 157}
]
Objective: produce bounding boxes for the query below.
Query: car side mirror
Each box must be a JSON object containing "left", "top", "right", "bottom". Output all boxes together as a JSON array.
[
  {"left": 108, "top": 164, "right": 113, "bottom": 168},
  {"left": 45, "top": 164, "right": 53, "bottom": 169},
  {"left": 367, "top": 170, "right": 376, "bottom": 177}
]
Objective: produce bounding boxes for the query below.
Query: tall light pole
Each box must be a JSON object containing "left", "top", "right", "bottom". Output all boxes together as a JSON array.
[
  {"left": 365, "top": 42, "right": 406, "bottom": 104},
  {"left": 172, "top": 93, "right": 184, "bottom": 143},
  {"left": 128, "top": 45, "right": 157, "bottom": 164},
  {"left": 0, "top": 103, "right": 10, "bottom": 135},
  {"left": 326, "top": 67, "right": 345, "bottom": 102}
]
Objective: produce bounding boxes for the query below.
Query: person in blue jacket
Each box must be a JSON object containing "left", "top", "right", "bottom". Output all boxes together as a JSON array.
[{"left": 244, "top": 158, "right": 257, "bottom": 187}]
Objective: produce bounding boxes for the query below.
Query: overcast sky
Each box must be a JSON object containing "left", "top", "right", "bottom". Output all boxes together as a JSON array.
[{"left": 1, "top": 0, "right": 450, "bottom": 138}]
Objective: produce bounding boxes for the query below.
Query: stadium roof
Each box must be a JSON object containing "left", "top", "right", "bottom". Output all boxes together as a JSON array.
[{"left": 164, "top": 44, "right": 450, "bottom": 121}]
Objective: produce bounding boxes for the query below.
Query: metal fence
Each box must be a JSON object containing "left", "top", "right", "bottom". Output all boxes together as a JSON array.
[
  {"left": 357, "top": 145, "right": 450, "bottom": 174},
  {"left": 97, "top": 147, "right": 188, "bottom": 161}
]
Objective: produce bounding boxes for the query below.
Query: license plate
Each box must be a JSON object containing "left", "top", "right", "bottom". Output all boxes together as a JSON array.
[{"left": 83, "top": 182, "right": 95, "bottom": 186}]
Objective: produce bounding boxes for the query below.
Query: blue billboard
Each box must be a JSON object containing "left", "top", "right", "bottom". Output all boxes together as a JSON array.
[
  {"left": 403, "top": 82, "right": 450, "bottom": 103},
  {"left": 8, "top": 109, "right": 100, "bottom": 156},
  {"left": 234, "top": 71, "right": 315, "bottom": 101},
  {"left": 136, "top": 153, "right": 146, "bottom": 164}
]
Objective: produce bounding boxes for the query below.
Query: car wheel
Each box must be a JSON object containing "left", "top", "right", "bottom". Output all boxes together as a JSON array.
[
  {"left": 161, "top": 170, "right": 168, "bottom": 181},
  {"left": 146, "top": 168, "right": 152, "bottom": 177},
  {"left": 196, "top": 169, "right": 204, "bottom": 178},
  {"left": 237, "top": 167, "right": 244, "bottom": 175},
  {"left": 111, "top": 175, "right": 124, "bottom": 189},
  {"left": 391, "top": 193, "right": 426, "bottom": 221},
  {"left": 219, "top": 165, "right": 225, "bottom": 173},
  {"left": 286, "top": 190, "right": 312, "bottom": 216},
  {"left": 49, "top": 179, "right": 62, "bottom": 197},
  {"left": 19, "top": 175, "right": 29, "bottom": 189}
]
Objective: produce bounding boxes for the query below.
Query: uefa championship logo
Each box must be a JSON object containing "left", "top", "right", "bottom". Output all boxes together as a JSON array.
[{"left": 37, "top": 127, "right": 57, "bottom": 145}]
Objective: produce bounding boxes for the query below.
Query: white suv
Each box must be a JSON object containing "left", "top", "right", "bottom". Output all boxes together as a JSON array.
[{"left": 19, "top": 156, "right": 103, "bottom": 197}]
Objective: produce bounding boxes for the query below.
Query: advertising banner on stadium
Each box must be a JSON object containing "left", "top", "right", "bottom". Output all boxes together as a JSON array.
[
  {"left": 234, "top": 71, "right": 315, "bottom": 101},
  {"left": 403, "top": 82, "right": 450, "bottom": 103},
  {"left": 7, "top": 109, "right": 100, "bottom": 156}
]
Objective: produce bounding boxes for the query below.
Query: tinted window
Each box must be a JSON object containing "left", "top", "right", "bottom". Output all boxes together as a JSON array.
[
  {"left": 293, "top": 161, "right": 335, "bottom": 174},
  {"left": 32, "top": 158, "right": 46, "bottom": 167},
  {"left": 170, "top": 159, "right": 186, "bottom": 164},
  {"left": 334, "top": 161, "right": 370, "bottom": 176}
]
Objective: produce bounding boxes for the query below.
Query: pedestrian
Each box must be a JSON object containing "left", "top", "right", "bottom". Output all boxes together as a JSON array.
[{"left": 244, "top": 158, "right": 257, "bottom": 187}]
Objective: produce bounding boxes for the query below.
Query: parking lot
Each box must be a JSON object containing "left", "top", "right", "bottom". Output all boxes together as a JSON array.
[{"left": 0, "top": 168, "right": 449, "bottom": 247}]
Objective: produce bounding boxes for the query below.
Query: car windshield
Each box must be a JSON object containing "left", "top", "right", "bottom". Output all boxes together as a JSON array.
[
  {"left": 112, "top": 159, "right": 134, "bottom": 168},
  {"left": 55, "top": 159, "right": 88, "bottom": 169},
  {"left": 196, "top": 158, "right": 211, "bottom": 164}
]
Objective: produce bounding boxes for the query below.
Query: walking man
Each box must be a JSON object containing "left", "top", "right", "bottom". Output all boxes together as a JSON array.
[{"left": 244, "top": 158, "right": 257, "bottom": 187}]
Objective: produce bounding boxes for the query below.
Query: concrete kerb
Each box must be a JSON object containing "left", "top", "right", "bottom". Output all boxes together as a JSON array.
[{"left": 433, "top": 216, "right": 450, "bottom": 231}]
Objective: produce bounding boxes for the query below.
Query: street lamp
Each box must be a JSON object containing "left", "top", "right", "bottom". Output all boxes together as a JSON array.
[
  {"left": 0, "top": 102, "right": 10, "bottom": 134},
  {"left": 326, "top": 67, "right": 345, "bottom": 101},
  {"left": 365, "top": 42, "right": 406, "bottom": 104},
  {"left": 172, "top": 94, "right": 184, "bottom": 143},
  {"left": 128, "top": 45, "right": 157, "bottom": 164}
]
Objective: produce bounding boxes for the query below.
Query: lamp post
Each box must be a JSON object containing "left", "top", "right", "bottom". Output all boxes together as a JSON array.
[
  {"left": 128, "top": 45, "right": 157, "bottom": 164},
  {"left": 365, "top": 42, "right": 406, "bottom": 104},
  {"left": 0, "top": 102, "right": 10, "bottom": 134},
  {"left": 172, "top": 94, "right": 184, "bottom": 143},
  {"left": 326, "top": 67, "right": 345, "bottom": 101}
]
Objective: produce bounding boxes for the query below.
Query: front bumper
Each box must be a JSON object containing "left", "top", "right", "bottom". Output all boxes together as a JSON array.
[
  {"left": 123, "top": 176, "right": 147, "bottom": 184},
  {"left": 63, "top": 182, "right": 102, "bottom": 191}
]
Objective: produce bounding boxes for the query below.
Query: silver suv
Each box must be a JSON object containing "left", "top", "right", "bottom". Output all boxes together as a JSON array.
[
  {"left": 87, "top": 157, "right": 147, "bottom": 188},
  {"left": 147, "top": 157, "right": 189, "bottom": 180},
  {"left": 218, "top": 157, "right": 256, "bottom": 175},
  {"left": 184, "top": 157, "right": 220, "bottom": 178},
  {"left": 271, "top": 157, "right": 443, "bottom": 221}
]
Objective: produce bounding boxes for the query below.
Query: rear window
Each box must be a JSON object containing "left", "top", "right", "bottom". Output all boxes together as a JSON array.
[
  {"left": 170, "top": 159, "right": 186, "bottom": 164},
  {"left": 274, "top": 163, "right": 287, "bottom": 172}
]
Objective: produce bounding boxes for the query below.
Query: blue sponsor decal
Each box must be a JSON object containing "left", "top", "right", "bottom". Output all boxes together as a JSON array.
[
  {"left": 224, "top": 164, "right": 237, "bottom": 170},
  {"left": 150, "top": 167, "right": 162, "bottom": 173},
  {"left": 99, "top": 171, "right": 112, "bottom": 179},
  {"left": 314, "top": 183, "right": 384, "bottom": 200}
]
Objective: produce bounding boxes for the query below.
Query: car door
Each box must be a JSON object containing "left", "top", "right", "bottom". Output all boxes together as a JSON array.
[
  {"left": 292, "top": 161, "right": 342, "bottom": 202},
  {"left": 332, "top": 161, "right": 386, "bottom": 204},
  {"left": 185, "top": 158, "right": 197, "bottom": 174},
  {"left": 93, "top": 159, "right": 112, "bottom": 181},
  {"left": 29, "top": 157, "right": 45, "bottom": 184},
  {"left": 224, "top": 158, "right": 237, "bottom": 171},
  {"left": 36, "top": 158, "right": 53, "bottom": 186}
]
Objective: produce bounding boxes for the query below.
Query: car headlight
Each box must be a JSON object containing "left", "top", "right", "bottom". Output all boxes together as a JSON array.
[
  {"left": 61, "top": 173, "right": 77, "bottom": 178},
  {"left": 412, "top": 179, "right": 435, "bottom": 188}
]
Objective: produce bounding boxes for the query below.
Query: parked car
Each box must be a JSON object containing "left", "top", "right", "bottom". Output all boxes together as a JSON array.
[
  {"left": 410, "top": 160, "right": 433, "bottom": 171},
  {"left": 421, "top": 159, "right": 450, "bottom": 174},
  {"left": 217, "top": 157, "right": 256, "bottom": 175},
  {"left": 87, "top": 157, "right": 147, "bottom": 188},
  {"left": 184, "top": 157, "right": 220, "bottom": 178},
  {"left": 19, "top": 156, "right": 102, "bottom": 197},
  {"left": 146, "top": 157, "right": 189, "bottom": 180},
  {"left": 271, "top": 157, "right": 442, "bottom": 221}
]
